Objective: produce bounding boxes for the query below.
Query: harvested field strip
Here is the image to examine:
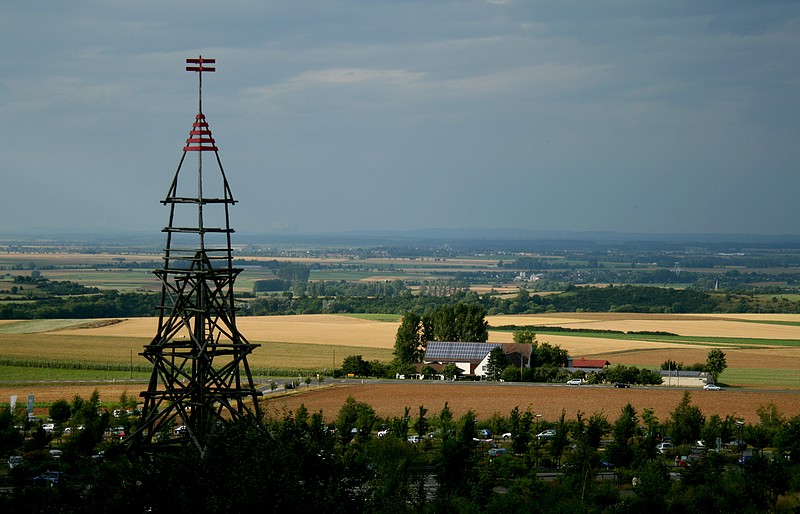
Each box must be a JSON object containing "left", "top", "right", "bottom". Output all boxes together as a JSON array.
[
  {"left": 249, "top": 341, "right": 393, "bottom": 370},
  {"left": 733, "top": 319, "right": 800, "bottom": 327},
  {"left": 0, "top": 319, "right": 92, "bottom": 334},
  {"left": 340, "top": 313, "right": 402, "bottom": 322},
  {"left": 488, "top": 314, "right": 800, "bottom": 339},
  {"left": 0, "top": 333, "right": 393, "bottom": 373},
  {"left": 495, "top": 327, "right": 800, "bottom": 347}
]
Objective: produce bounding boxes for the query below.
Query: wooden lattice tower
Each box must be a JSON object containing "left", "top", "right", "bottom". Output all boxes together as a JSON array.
[{"left": 134, "top": 56, "right": 262, "bottom": 454}]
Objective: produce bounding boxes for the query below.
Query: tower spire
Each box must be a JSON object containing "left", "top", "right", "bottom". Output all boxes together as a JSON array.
[
  {"left": 186, "top": 55, "right": 215, "bottom": 113},
  {"left": 131, "top": 56, "right": 262, "bottom": 455}
]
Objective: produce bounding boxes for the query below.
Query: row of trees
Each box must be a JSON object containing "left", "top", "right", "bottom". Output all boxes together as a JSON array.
[
  {"left": 393, "top": 304, "right": 489, "bottom": 364},
  {"left": 1, "top": 272, "right": 798, "bottom": 319},
  {"left": 3, "top": 393, "right": 800, "bottom": 512},
  {"left": 0, "top": 289, "right": 159, "bottom": 319},
  {"left": 0, "top": 274, "right": 800, "bottom": 319}
]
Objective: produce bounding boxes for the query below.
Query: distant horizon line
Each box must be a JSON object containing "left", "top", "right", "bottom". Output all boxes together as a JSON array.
[{"left": 1, "top": 227, "right": 800, "bottom": 246}]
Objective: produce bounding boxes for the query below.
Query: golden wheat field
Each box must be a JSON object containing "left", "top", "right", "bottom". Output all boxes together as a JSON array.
[
  {"left": 2, "top": 313, "right": 800, "bottom": 420},
  {"left": 2, "top": 313, "right": 800, "bottom": 376}
]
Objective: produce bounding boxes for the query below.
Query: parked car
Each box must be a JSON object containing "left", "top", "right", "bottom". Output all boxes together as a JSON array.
[
  {"left": 502, "top": 432, "right": 512, "bottom": 439},
  {"left": 728, "top": 439, "right": 747, "bottom": 451},
  {"left": 376, "top": 429, "right": 389, "bottom": 437},
  {"left": 107, "top": 426, "right": 126, "bottom": 438},
  {"left": 656, "top": 442, "right": 675, "bottom": 453},
  {"left": 8, "top": 455, "right": 23, "bottom": 470},
  {"left": 566, "top": 378, "right": 582, "bottom": 385},
  {"left": 42, "top": 423, "right": 56, "bottom": 432},
  {"left": 613, "top": 382, "right": 630, "bottom": 388},
  {"left": 537, "top": 429, "right": 556, "bottom": 439},
  {"left": 488, "top": 448, "right": 507, "bottom": 457},
  {"left": 49, "top": 449, "right": 62, "bottom": 460},
  {"left": 478, "top": 429, "right": 492, "bottom": 439},
  {"left": 703, "top": 383, "right": 722, "bottom": 391},
  {"left": 407, "top": 435, "right": 421, "bottom": 444},
  {"left": 33, "top": 471, "right": 63, "bottom": 487}
]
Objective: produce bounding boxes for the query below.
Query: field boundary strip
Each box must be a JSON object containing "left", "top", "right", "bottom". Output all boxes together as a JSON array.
[{"left": 491, "top": 325, "right": 800, "bottom": 347}]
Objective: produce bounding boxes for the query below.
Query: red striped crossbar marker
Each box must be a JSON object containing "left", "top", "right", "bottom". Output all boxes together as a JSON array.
[{"left": 186, "top": 56, "right": 216, "bottom": 73}]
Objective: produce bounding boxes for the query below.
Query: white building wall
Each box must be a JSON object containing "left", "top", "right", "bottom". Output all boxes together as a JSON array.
[{"left": 475, "top": 354, "right": 491, "bottom": 378}]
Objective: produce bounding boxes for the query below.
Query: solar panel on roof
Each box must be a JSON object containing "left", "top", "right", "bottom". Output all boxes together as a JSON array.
[{"left": 424, "top": 342, "right": 500, "bottom": 361}]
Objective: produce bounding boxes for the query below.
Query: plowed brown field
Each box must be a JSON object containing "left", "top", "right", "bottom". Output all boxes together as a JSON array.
[
  {"left": 261, "top": 382, "right": 800, "bottom": 424},
  {"left": 8, "top": 381, "right": 799, "bottom": 424}
]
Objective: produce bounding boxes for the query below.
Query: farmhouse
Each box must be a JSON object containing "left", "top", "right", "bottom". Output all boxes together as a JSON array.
[{"left": 421, "top": 341, "right": 533, "bottom": 379}]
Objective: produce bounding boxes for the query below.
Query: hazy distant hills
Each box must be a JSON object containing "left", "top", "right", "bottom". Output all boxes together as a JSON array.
[{"left": 2, "top": 227, "right": 800, "bottom": 249}]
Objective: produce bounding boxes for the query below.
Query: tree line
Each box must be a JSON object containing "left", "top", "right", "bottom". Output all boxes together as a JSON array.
[
  {"left": 1, "top": 274, "right": 798, "bottom": 320},
  {"left": 2, "top": 392, "right": 799, "bottom": 512}
]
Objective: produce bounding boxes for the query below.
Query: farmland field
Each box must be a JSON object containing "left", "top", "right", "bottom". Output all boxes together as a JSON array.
[
  {"left": 1, "top": 312, "right": 799, "bottom": 421},
  {"left": 262, "top": 382, "right": 800, "bottom": 425},
  {"left": 1, "top": 313, "right": 799, "bottom": 380}
]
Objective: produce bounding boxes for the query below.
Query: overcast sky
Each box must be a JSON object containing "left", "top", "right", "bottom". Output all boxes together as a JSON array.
[{"left": 1, "top": 1, "right": 798, "bottom": 238}]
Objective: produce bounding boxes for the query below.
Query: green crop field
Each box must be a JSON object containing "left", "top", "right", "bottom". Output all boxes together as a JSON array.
[
  {"left": 720, "top": 368, "right": 800, "bottom": 388},
  {"left": 341, "top": 313, "right": 403, "bottom": 322},
  {"left": 0, "top": 364, "right": 150, "bottom": 382}
]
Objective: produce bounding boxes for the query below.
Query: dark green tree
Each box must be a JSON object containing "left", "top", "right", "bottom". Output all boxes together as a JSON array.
[
  {"left": 625, "top": 460, "right": 671, "bottom": 512},
  {"left": 775, "top": 413, "right": 800, "bottom": 463},
  {"left": 484, "top": 346, "right": 507, "bottom": 381},
  {"left": 586, "top": 412, "right": 611, "bottom": 449},
  {"left": 413, "top": 405, "right": 429, "bottom": 437},
  {"left": 336, "top": 396, "right": 360, "bottom": 444},
  {"left": 508, "top": 406, "right": 532, "bottom": 455},
  {"left": 669, "top": 391, "right": 704, "bottom": 445},
  {"left": 562, "top": 412, "right": 602, "bottom": 503},
  {"left": 531, "top": 341, "right": 569, "bottom": 368},
  {"left": 420, "top": 364, "right": 437, "bottom": 379},
  {"left": 440, "top": 362, "right": 463, "bottom": 380},
  {"left": 0, "top": 407, "right": 23, "bottom": 456},
  {"left": 606, "top": 403, "right": 638, "bottom": 469},
  {"left": 363, "top": 435, "right": 425, "bottom": 512},
  {"left": 341, "top": 354, "right": 371, "bottom": 376},
  {"left": 436, "top": 410, "right": 479, "bottom": 500},
  {"left": 512, "top": 329, "right": 536, "bottom": 345},
  {"left": 430, "top": 303, "right": 488, "bottom": 343},
  {"left": 48, "top": 399, "right": 71, "bottom": 424},
  {"left": 549, "top": 410, "right": 570, "bottom": 466},
  {"left": 706, "top": 349, "right": 728, "bottom": 384},
  {"left": 393, "top": 312, "right": 424, "bottom": 364}
]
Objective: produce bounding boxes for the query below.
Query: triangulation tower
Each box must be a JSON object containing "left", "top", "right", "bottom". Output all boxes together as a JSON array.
[{"left": 134, "top": 56, "right": 262, "bottom": 454}]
